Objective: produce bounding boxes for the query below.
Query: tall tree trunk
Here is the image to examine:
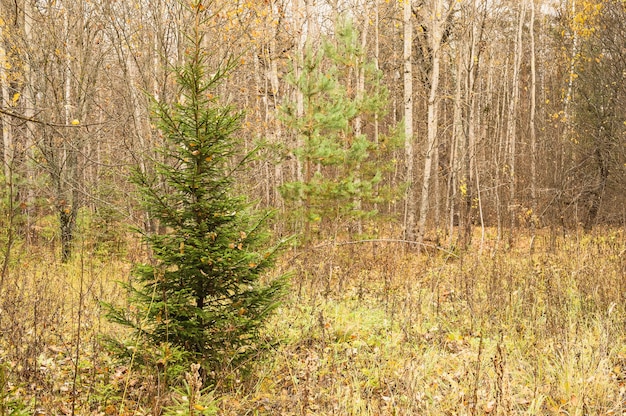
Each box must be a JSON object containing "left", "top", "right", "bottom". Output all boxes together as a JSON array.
[
  {"left": 495, "top": 59, "right": 509, "bottom": 241},
  {"left": 352, "top": 2, "right": 370, "bottom": 235},
  {"left": 403, "top": 0, "right": 416, "bottom": 242},
  {"left": 0, "top": 5, "right": 12, "bottom": 184},
  {"left": 0, "top": 0, "right": 15, "bottom": 289},
  {"left": 59, "top": 9, "right": 77, "bottom": 262},
  {"left": 267, "top": 2, "right": 284, "bottom": 210},
  {"left": 457, "top": 0, "right": 484, "bottom": 249},
  {"left": 417, "top": 0, "right": 450, "bottom": 245},
  {"left": 22, "top": 0, "right": 37, "bottom": 243},
  {"left": 416, "top": 37, "right": 440, "bottom": 244},
  {"left": 562, "top": 0, "right": 578, "bottom": 180},
  {"left": 529, "top": 0, "right": 538, "bottom": 245},
  {"left": 449, "top": 47, "right": 463, "bottom": 246},
  {"left": 373, "top": 0, "right": 380, "bottom": 146},
  {"left": 505, "top": 2, "right": 526, "bottom": 246},
  {"left": 291, "top": 0, "right": 306, "bottom": 236}
]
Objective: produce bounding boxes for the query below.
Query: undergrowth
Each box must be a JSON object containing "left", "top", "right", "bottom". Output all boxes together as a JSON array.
[{"left": 0, "top": 228, "right": 624, "bottom": 415}]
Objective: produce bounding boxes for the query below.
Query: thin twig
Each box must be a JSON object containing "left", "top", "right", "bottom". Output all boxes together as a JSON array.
[{"left": 0, "top": 106, "right": 107, "bottom": 128}]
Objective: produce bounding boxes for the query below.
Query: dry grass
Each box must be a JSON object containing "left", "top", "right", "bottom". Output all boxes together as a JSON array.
[
  {"left": 1, "top": 228, "right": 625, "bottom": 415},
  {"left": 0, "top": 242, "right": 132, "bottom": 415},
  {"left": 221, "top": 228, "right": 626, "bottom": 415}
]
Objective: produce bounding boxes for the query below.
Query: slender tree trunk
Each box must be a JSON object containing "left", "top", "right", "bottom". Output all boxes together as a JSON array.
[
  {"left": 529, "top": 0, "right": 538, "bottom": 246},
  {"left": 449, "top": 48, "right": 463, "bottom": 246},
  {"left": 416, "top": 37, "right": 441, "bottom": 244},
  {"left": 373, "top": 1, "right": 380, "bottom": 146},
  {"left": 291, "top": 0, "right": 313, "bottom": 237},
  {"left": 460, "top": 0, "right": 484, "bottom": 248},
  {"left": 59, "top": 9, "right": 78, "bottom": 262},
  {"left": 0, "top": 13, "right": 12, "bottom": 183},
  {"left": 267, "top": 4, "right": 284, "bottom": 210},
  {"left": 352, "top": 2, "right": 369, "bottom": 235},
  {"left": 433, "top": 122, "right": 440, "bottom": 237},
  {"left": 505, "top": 2, "right": 526, "bottom": 246},
  {"left": 294, "top": 0, "right": 306, "bottom": 186},
  {"left": 562, "top": 0, "right": 577, "bottom": 177},
  {"left": 496, "top": 60, "right": 509, "bottom": 242},
  {"left": 22, "top": 0, "right": 36, "bottom": 243},
  {"left": 0, "top": 0, "right": 17, "bottom": 285},
  {"left": 403, "top": 0, "right": 416, "bottom": 242},
  {"left": 354, "top": 1, "right": 368, "bottom": 139},
  {"left": 417, "top": 0, "right": 449, "bottom": 245}
]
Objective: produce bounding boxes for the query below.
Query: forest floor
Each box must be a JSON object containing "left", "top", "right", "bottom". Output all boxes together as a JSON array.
[{"left": 0, "top": 227, "right": 625, "bottom": 415}]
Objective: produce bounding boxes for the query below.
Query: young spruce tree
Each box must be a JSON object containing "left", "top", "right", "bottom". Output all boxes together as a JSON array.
[{"left": 107, "top": 3, "right": 287, "bottom": 384}]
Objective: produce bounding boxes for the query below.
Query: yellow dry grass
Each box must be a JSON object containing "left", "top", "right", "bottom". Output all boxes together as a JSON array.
[{"left": 1, "top": 228, "right": 625, "bottom": 415}]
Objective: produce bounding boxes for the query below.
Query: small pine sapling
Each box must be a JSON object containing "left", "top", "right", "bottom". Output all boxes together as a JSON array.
[{"left": 280, "top": 17, "right": 401, "bottom": 240}]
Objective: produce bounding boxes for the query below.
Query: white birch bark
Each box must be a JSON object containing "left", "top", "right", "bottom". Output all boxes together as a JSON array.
[
  {"left": 505, "top": 1, "right": 526, "bottom": 244},
  {"left": 416, "top": 0, "right": 450, "bottom": 245},
  {"left": 403, "top": 0, "right": 416, "bottom": 242},
  {"left": 0, "top": 7, "right": 12, "bottom": 183}
]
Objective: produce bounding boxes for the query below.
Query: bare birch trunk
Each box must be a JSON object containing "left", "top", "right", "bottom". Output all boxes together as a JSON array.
[
  {"left": 529, "top": 0, "right": 538, "bottom": 246},
  {"left": 417, "top": 0, "right": 449, "bottom": 245},
  {"left": 0, "top": 10, "right": 12, "bottom": 183},
  {"left": 505, "top": 2, "right": 526, "bottom": 246},
  {"left": 449, "top": 49, "right": 463, "bottom": 246},
  {"left": 416, "top": 39, "right": 440, "bottom": 244},
  {"left": 403, "top": 0, "right": 416, "bottom": 242},
  {"left": 460, "top": 0, "right": 484, "bottom": 248}
]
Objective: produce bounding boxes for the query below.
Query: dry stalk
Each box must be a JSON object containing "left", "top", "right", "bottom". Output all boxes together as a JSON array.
[
  {"left": 185, "top": 363, "right": 203, "bottom": 416},
  {"left": 493, "top": 336, "right": 509, "bottom": 415},
  {"left": 470, "top": 333, "right": 484, "bottom": 416}
]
